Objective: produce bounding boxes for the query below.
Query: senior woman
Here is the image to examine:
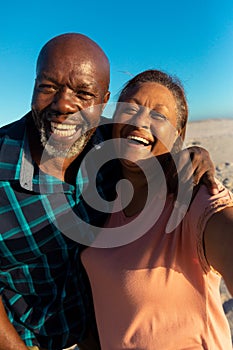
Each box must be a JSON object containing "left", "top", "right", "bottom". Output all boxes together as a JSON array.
[{"left": 81, "top": 70, "right": 233, "bottom": 349}]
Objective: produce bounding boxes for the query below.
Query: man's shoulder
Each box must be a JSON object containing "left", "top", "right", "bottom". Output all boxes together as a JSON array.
[
  {"left": 96, "top": 117, "right": 113, "bottom": 140},
  {"left": 84, "top": 117, "right": 112, "bottom": 152},
  {"left": 0, "top": 120, "right": 20, "bottom": 135},
  {"left": 0, "top": 114, "right": 29, "bottom": 143}
]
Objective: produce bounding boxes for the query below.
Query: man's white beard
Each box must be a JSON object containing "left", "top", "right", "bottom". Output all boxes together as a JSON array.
[{"left": 39, "top": 124, "right": 92, "bottom": 158}]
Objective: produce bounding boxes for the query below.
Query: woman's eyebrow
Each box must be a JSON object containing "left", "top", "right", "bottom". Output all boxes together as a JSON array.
[{"left": 130, "top": 98, "right": 140, "bottom": 104}]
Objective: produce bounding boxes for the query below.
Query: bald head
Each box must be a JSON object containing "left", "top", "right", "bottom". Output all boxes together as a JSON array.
[{"left": 36, "top": 33, "right": 110, "bottom": 91}]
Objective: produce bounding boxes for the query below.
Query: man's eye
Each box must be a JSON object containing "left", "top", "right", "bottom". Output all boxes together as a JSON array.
[
  {"left": 77, "top": 91, "right": 95, "bottom": 100},
  {"left": 38, "top": 84, "right": 57, "bottom": 93},
  {"left": 151, "top": 111, "right": 167, "bottom": 120}
]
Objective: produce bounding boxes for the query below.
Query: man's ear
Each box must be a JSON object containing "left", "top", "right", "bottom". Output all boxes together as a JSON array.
[
  {"left": 100, "top": 91, "right": 110, "bottom": 115},
  {"left": 103, "top": 91, "right": 110, "bottom": 104}
]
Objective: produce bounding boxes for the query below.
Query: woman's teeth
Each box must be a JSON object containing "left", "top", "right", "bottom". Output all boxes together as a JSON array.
[
  {"left": 51, "top": 122, "right": 77, "bottom": 137},
  {"left": 127, "top": 135, "right": 150, "bottom": 146}
]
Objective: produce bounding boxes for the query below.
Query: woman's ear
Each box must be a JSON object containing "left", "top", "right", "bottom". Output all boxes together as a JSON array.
[
  {"left": 179, "top": 125, "right": 187, "bottom": 141},
  {"left": 172, "top": 129, "right": 184, "bottom": 153}
]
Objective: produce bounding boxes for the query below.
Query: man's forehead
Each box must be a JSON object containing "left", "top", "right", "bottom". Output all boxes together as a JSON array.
[
  {"left": 37, "top": 46, "right": 109, "bottom": 90},
  {"left": 40, "top": 53, "right": 101, "bottom": 73}
]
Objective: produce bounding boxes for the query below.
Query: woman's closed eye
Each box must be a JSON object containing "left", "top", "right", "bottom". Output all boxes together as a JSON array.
[
  {"left": 123, "top": 106, "right": 139, "bottom": 115},
  {"left": 150, "top": 111, "right": 167, "bottom": 121}
]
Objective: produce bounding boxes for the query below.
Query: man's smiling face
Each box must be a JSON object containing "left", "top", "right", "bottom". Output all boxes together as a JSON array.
[{"left": 31, "top": 35, "right": 110, "bottom": 159}]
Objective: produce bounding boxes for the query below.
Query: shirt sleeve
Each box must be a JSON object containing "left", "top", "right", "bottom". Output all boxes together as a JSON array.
[{"left": 188, "top": 179, "right": 233, "bottom": 272}]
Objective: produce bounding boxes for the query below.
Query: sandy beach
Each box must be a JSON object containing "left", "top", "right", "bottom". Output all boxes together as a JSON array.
[
  {"left": 186, "top": 118, "right": 233, "bottom": 192},
  {"left": 186, "top": 118, "right": 233, "bottom": 342}
]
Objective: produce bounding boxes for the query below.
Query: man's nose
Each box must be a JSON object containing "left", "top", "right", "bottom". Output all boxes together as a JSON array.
[{"left": 51, "top": 88, "right": 78, "bottom": 115}]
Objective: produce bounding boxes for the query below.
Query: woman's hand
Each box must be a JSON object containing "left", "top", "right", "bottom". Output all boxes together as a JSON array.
[
  {"left": 167, "top": 146, "right": 218, "bottom": 196},
  {"left": 187, "top": 146, "right": 218, "bottom": 195}
]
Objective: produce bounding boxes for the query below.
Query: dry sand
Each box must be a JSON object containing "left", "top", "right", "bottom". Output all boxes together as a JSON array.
[
  {"left": 186, "top": 118, "right": 233, "bottom": 192},
  {"left": 186, "top": 118, "right": 233, "bottom": 342}
]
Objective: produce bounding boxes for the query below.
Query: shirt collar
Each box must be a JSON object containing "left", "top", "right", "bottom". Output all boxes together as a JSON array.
[
  {"left": 0, "top": 114, "right": 112, "bottom": 194},
  {"left": 19, "top": 130, "right": 34, "bottom": 190}
]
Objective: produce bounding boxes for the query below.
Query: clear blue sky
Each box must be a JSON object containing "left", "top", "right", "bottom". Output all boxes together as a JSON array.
[{"left": 1, "top": 0, "right": 233, "bottom": 127}]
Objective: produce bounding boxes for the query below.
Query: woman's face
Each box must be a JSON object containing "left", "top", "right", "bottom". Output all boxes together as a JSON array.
[{"left": 113, "top": 82, "right": 180, "bottom": 167}]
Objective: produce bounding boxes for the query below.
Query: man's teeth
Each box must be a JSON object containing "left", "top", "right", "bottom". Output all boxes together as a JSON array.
[
  {"left": 127, "top": 135, "right": 150, "bottom": 145},
  {"left": 51, "top": 122, "right": 77, "bottom": 137}
]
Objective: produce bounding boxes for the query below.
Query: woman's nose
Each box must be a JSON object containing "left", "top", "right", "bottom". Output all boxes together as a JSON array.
[
  {"left": 51, "top": 88, "right": 78, "bottom": 114},
  {"left": 132, "top": 109, "right": 150, "bottom": 129}
]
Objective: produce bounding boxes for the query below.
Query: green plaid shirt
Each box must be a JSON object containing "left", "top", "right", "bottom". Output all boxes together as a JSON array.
[{"left": 0, "top": 114, "right": 116, "bottom": 349}]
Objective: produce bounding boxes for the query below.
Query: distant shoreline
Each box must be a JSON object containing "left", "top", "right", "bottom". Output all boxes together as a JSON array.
[{"left": 188, "top": 117, "right": 233, "bottom": 123}]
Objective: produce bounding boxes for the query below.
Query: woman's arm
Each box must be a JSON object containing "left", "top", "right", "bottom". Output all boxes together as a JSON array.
[
  {"left": 204, "top": 206, "right": 233, "bottom": 295},
  {"left": 0, "top": 297, "right": 28, "bottom": 350}
]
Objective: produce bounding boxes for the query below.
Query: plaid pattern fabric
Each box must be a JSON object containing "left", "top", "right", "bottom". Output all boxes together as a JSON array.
[{"left": 0, "top": 114, "right": 117, "bottom": 350}]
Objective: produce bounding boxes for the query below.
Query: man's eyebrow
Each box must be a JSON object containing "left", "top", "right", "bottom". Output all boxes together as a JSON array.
[
  {"left": 76, "top": 82, "right": 97, "bottom": 89},
  {"left": 37, "top": 73, "right": 57, "bottom": 84},
  {"left": 74, "top": 83, "right": 100, "bottom": 94}
]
